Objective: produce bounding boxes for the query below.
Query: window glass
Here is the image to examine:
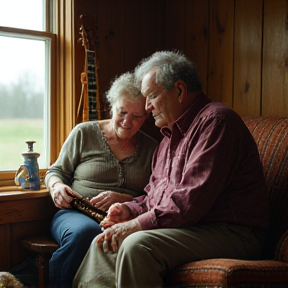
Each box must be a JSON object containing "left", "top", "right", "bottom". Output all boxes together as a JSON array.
[
  {"left": 0, "top": 0, "right": 51, "bottom": 172},
  {"left": 0, "top": 0, "right": 44, "bottom": 31},
  {"left": 0, "top": 35, "right": 49, "bottom": 170}
]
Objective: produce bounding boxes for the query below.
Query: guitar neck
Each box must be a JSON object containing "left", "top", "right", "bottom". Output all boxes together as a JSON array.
[{"left": 86, "top": 50, "right": 98, "bottom": 120}]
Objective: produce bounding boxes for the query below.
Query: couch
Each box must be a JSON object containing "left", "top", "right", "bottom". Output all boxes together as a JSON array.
[
  {"left": 165, "top": 116, "right": 288, "bottom": 287},
  {"left": 22, "top": 116, "right": 288, "bottom": 288}
]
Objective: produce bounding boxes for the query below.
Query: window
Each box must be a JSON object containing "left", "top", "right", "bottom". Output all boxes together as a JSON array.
[
  {"left": 0, "top": 0, "right": 55, "bottom": 185},
  {"left": 0, "top": 0, "right": 76, "bottom": 187}
]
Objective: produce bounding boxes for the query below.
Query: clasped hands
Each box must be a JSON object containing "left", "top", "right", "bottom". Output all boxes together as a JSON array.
[{"left": 96, "top": 203, "right": 142, "bottom": 253}]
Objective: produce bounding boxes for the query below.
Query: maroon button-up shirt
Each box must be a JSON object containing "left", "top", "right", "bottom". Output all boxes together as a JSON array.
[{"left": 126, "top": 93, "right": 270, "bottom": 237}]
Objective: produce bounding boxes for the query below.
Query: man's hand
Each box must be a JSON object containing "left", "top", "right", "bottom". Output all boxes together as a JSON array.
[
  {"left": 100, "top": 203, "right": 132, "bottom": 229},
  {"left": 90, "top": 191, "right": 133, "bottom": 212},
  {"left": 50, "top": 183, "right": 74, "bottom": 209},
  {"left": 96, "top": 219, "right": 142, "bottom": 253}
]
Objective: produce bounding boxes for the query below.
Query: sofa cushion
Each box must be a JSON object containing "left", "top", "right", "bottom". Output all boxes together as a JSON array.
[
  {"left": 243, "top": 117, "right": 288, "bottom": 259},
  {"left": 165, "top": 258, "right": 288, "bottom": 287}
]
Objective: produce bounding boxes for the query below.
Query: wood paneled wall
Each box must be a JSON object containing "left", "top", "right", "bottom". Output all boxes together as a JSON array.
[
  {"left": 0, "top": 192, "right": 57, "bottom": 271},
  {"left": 73, "top": 0, "right": 288, "bottom": 122}
]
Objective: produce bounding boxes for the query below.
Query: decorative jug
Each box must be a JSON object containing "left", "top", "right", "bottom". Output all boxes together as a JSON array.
[{"left": 14, "top": 141, "right": 40, "bottom": 190}]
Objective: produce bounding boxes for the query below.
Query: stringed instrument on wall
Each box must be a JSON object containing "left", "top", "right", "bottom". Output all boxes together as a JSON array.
[{"left": 77, "top": 14, "right": 101, "bottom": 122}]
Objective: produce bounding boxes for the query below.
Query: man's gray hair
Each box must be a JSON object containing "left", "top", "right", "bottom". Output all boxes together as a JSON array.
[
  {"left": 106, "top": 72, "right": 142, "bottom": 108},
  {"left": 134, "top": 51, "right": 202, "bottom": 92}
]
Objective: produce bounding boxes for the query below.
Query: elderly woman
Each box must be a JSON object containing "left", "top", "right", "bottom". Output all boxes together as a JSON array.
[{"left": 44, "top": 72, "right": 158, "bottom": 288}]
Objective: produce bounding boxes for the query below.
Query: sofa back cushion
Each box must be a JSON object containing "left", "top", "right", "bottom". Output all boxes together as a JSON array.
[{"left": 243, "top": 117, "right": 288, "bottom": 259}]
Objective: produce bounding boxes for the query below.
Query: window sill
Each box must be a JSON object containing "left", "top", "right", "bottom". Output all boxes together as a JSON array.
[{"left": 0, "top": 185, "right": 49, "bottom": 201}]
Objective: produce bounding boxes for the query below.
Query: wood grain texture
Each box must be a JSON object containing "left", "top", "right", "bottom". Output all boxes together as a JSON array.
[
  {"left": 0, "top": 193, "right": 57, "bottom": 270},
  {"left": 97, "top": 0, "right": 125, "bottom": 100},
  {"left": 208, "top": 0, "right": 234, "bottom": 107},
  {"left": 165, "top": 0, "right": 186, "bottom": 53},
  {"left": 12, "top": 220, "right": 52, "bottom": 267},
  {"left": 137, "top": 0, "right": 166, "bottom": 58},
  {"left": 0, "top": 197, "right": 56, "bottom": 225},
  {"left": 185, "top": 0, "right": 209, "bottom": 94},
  {"left": 233, "top": 0, "right": 263, "bottom": 117},
  {"left": 0, "top": 225, "right": 10, "bottom": 270},
  {"left": 262, "top": 0, "right": 288, "bottom": 116}
]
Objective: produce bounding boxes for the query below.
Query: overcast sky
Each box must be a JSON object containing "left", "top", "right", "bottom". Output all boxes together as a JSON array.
[{"left": 0, "top": 0, "right": 44, "bottom": 84}]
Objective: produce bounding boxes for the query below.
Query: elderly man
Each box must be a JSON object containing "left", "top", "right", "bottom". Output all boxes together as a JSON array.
[{"left": 73, "top": 51, "right": 270, "bottom": 288}]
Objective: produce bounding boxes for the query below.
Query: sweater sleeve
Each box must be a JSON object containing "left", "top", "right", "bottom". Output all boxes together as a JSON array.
[{"left": 45, "top": 124, "right": 84, "bottom": 187}]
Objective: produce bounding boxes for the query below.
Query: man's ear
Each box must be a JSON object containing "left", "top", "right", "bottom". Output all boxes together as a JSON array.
[
  {"left": 175, "top": 80, "right": 186, "bottom": 102},
  {"left": 177, "top": 88, "right": 182, "bottom": 97}
]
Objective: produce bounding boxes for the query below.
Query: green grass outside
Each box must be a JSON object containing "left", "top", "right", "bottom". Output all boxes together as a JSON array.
[{"left": 0, "top": 119, "right": 44, "bottom": 171}]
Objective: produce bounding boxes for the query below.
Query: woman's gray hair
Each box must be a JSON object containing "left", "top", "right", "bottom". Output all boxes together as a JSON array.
[
  {"left": 106, "top": 72, "right": 142, "bottom": 108},
  {"left": 134, "top": 51, "right": 202, "bottom": 92}
]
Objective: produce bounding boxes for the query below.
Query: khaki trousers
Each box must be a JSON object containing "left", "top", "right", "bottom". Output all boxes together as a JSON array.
[{"left": 73, "top": 222, "right": 261, "bottom": 288}]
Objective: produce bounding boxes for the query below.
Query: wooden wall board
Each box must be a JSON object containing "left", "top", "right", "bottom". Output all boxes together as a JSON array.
[
  {"left": 165, "top": 0, "right": 187, "bottom": 53},
  {"left": 11, "top": 220, "right": 52, "bottom": 268},
  {"left": 185, "top": 0, "right": 209, "bottom": 94},
  {"left": 97, "top": 0, "right": 126, "bottom": 103},
  {"left": 207, "top": 0, "right": 234, "bottom": 107},
  {"left": 233, "top": 0, "right": 263, "bottom": 116},
  {"left": 262, "top": 0, "right": 288, "bottom": 116},
  {"left": 0, "top": 197, "right": 56, "bottom": 225},
  {"left": 0, "top": 224, "right": 10, "bottom": 270},
  {"left": 137, "top": 0, "right": 166, "bottom": 58},
  {"left": 0, "top": 194, "right": 57, "bottom": 270},
  {"left": 122, "top": 0, "right": 142, "bottom": 73}
]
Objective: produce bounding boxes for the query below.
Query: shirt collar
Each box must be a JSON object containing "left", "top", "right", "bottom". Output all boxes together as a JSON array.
[{"left": 161, "top": 93, "right": 212, "bottom": 138}]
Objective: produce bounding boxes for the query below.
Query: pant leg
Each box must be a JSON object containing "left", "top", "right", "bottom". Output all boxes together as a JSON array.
[
  {"left": 116, "top": 222, "right": 261, "bottom": 288},
  {"left": 73, "top": 237, "right": 117, "bottom": 288},
  {"left": 73, "top": 222, "right": 261, "bottom": 288},
  {"left": 49, "top": 209, "right": 102, "bottom": 288}
]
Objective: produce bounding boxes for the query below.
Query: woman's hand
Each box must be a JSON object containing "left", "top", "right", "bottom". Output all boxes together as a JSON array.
[
  {"left": 100, "top": 203, "right": 132, "bottom": 229},
  {"left": 96, "top": 218, "right": 141, "bottom": 253},
  {"left": 90, "top": 191, "right": 133, "bottom": 212},
  {"left": 50, "top": 183, "right": 74, "bottom": 209}
]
